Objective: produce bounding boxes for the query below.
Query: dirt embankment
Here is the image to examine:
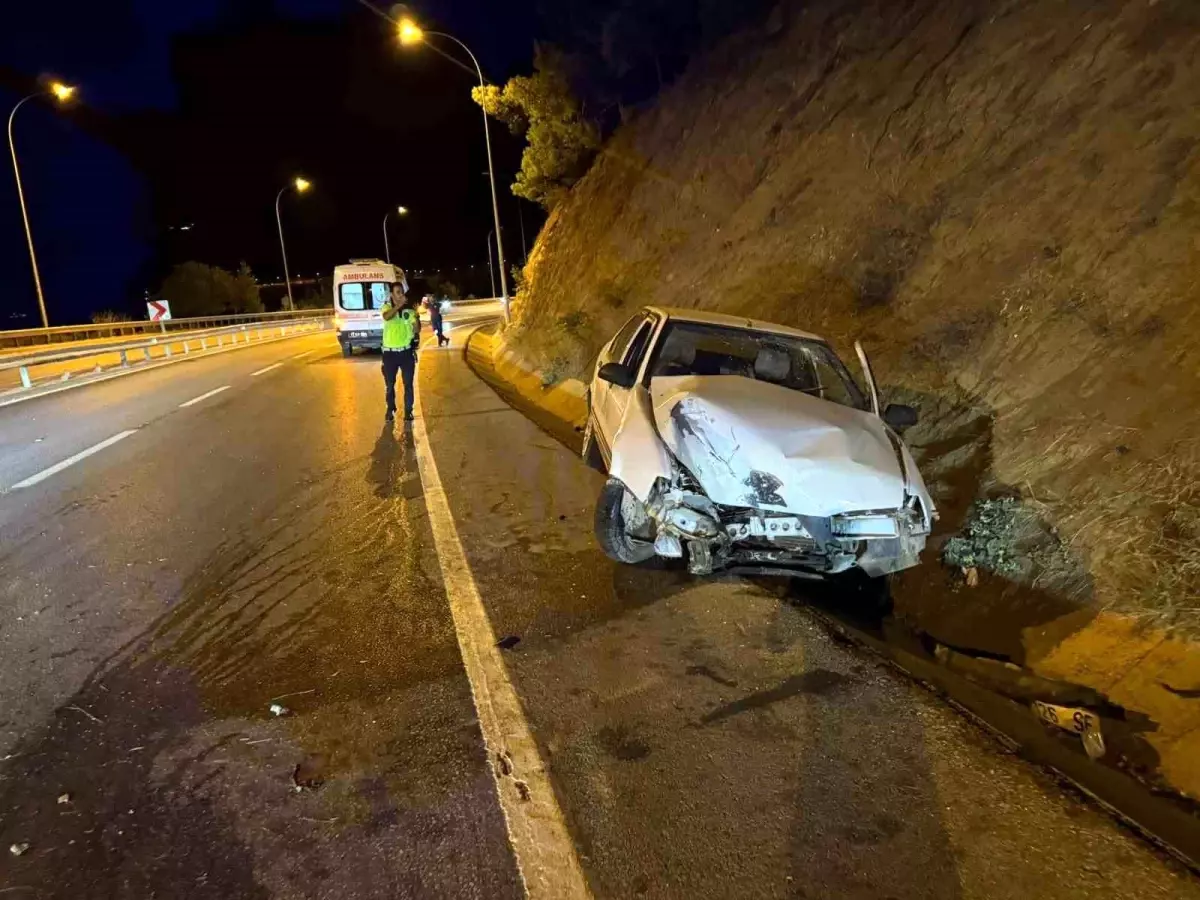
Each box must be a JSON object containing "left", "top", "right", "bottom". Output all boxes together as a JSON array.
[{"left": 507, "top": 0, "right": 1200, "bottom": 797}]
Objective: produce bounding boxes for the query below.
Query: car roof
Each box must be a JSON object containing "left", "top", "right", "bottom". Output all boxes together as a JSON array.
[{"left": 645, "top": 306, "right": 825, "bottom": 342}]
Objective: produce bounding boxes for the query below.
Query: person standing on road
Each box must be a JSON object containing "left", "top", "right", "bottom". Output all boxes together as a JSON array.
[
  {"left": 381, "top": 284, "right": 420, "bottom": 422},
  {"left": 426, "top": 295, "right": 448, "bottom": 347}
]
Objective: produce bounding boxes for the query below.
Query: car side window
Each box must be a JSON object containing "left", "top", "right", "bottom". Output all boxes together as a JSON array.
[
  {"left": 623, "top": 321, "right": 655, "bottom": 375},
  {"left": 607, "top": 315, "right": 646, "bottom": 361}
]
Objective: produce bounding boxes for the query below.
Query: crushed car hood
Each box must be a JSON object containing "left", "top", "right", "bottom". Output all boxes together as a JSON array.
[{"left": 650, "top": 376, "right": 909, "bottom": 516}]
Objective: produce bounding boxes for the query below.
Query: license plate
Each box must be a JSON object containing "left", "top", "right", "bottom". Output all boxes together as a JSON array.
[
  {"left": 350, "top": 331, "right": 368, "bottom": 338},
  {"left": 1032, "top": 700, "right": 1098, "bottom": 735},
  {"left": 726, "top": 516, "right": 811, "bottom": 540}
]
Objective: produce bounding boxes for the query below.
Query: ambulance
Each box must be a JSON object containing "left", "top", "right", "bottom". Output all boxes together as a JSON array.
[{"left": 332, "top": 259, "right": 408, "bottom": 356}]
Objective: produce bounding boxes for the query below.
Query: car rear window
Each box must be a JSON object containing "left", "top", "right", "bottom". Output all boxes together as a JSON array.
[{"left": 339, "top": 282, "right": 390, "bottom": 311}]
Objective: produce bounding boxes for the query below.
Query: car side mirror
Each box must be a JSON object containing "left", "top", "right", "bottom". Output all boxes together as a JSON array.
[
  {"left": 883, "top": 403, "right": 919, "bottom": 431},
  {"left": 597, "top": 361, "right": 637, "bottom": 389}
]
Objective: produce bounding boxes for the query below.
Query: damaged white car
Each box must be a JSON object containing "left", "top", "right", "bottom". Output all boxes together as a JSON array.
[{"left": 581, "top": 307, "right": 936, "bottom": 580}]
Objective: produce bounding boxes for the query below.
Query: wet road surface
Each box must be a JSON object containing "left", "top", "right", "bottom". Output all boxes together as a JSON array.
[{"left": 1, "top": 319, "right": 1198, "bottom": 898}]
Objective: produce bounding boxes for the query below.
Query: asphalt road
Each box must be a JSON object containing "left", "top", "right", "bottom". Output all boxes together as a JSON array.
[{"left": 0, "top": 315, "right": 1197, "bottom": 899}]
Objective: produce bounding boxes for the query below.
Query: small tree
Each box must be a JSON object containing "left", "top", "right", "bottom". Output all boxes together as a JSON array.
[
  {"left": 230, "top": 261, "right": 264, "bottom": 314},
  {"left": 92, "top": 310, "right": 133, "bottom": 324},
  {"left": 156, "top": 261, "right": 261, "bottom": 317},
  {"left": 426, "top": 274, "right": 461, "bottom": 301},
  {"left": 473, "top": 47, "right": 600, "bottom": 209}
]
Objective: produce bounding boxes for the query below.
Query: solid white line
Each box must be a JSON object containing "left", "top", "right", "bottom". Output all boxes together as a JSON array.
[
  {"left": 11, "top": 430, "right": 138, "bottom": 490},
  {"left": 410, "top": 381, "right": 591, "bottom": 900},
  {"left": 178, "top": 385, "right": 230, "bottom": 408},
  {"left": 250, "top": 362, "right": 283, "bottom": 377}
]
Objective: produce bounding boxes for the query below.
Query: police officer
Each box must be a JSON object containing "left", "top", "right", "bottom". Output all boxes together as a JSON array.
[{"left": 381, "top": 283, "right": 420, "bottom": 422}]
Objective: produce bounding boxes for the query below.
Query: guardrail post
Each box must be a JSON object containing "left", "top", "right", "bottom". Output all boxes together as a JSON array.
[
  {"left": 120, "top": 350, "right": 129, "bottom": 368},
  {"left": 164, "top": 343, "right": 173, "bottom": 358},
  {"left": 201, "top": 337, "right": 207, "bottom": 350},
  {"left": 217, "top": 335, "right": 224, "bottom": 348},
  {"left": 183, "top": 341, "right": 190, "bottom": 355},
  {"left": 143, "top": 347, "right": 152, "bottom": 362},
  {"left": 19, "top": 366, "right": 31, "bottom": 389}
]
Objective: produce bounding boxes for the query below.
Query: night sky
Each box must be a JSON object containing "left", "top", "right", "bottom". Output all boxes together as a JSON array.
[{"left": 0, "top": 0, "right": 545, "bottom": 325}]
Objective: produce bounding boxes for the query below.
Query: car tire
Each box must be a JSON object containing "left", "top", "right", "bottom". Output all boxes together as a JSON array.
[
  {"left": 581, "top": 416, "right": 606, "bottom": 473},
  {"left": 838, "top": 570, "right": 894, "bottom": 620},
  {"left": 341, "top": 342, "right": 352, "bottom": 358},
  {"left": 594, "top": 479, "right": 656, "bottom": 565}
]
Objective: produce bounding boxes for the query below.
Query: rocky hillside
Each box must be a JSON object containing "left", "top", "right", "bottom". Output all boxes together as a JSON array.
[{"left": 510, "top": 0, "right": 1200, "bottom": 633}]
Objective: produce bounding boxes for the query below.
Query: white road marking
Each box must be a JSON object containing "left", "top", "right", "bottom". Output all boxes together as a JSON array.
[
  {"left": 250, "top": 362, "right": 283, "bottom": 377},
  {"left": 411, "top": 384, "right": 592, "bottom": 900},
  {"left": 11, "top": 430, "right": 138, "bottom": 490},
  {"left": 290, "top": 350, "right": 314, "bottom": 360},
  {"left": 178, "top": 385, "right": 230, "bottom": 408}
]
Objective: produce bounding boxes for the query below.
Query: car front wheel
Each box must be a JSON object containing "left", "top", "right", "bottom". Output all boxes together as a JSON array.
[{"left": 594, "top": 478, "right": 656, "bottom": 564}]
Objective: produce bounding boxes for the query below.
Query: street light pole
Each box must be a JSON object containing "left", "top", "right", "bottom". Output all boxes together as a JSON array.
[
  {"left": 399, "top": 21, "right": 510, "bottom": 323},
  {"left": 487, "top": 229, "right": 497, "bottom": 299},
  {"left": 275, "top": 177, "right": 311, "bottom": 312},
  {"left": 7, "top": 83, "right": 75, "bottom": 329},
  {"left": 275, "top": 186, "right": 295, "bottom": 312}
]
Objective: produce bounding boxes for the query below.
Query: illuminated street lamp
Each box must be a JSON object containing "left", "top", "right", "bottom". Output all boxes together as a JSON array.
[
  {"left": 275, "top": 176, "right": 311, "bottom": 311},
  {"left": 383, "top": 205, "right": 409, "bottom": 264},
  {"left": 7, "top": 81, "right": 77, "bottom": 328},
  {"left": 398, "top": 17, "right": 510, "bottom": 322}
]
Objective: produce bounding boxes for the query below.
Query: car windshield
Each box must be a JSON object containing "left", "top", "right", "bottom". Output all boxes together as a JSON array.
[{"left": 647, "top": 321, "right": 869, "bottom": 411}]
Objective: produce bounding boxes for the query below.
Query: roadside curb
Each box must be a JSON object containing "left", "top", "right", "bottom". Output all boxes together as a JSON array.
[{"left": 464, "top": 326, "right": 1200, "bottom": 873}]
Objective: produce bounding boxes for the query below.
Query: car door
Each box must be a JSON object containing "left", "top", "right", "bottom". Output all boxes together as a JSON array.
[
  {"left": 591, "top": 313, "right": 647, "bottom": 445},
  {"left": 599, "top": 315, "right": 659, "bottom": 444}
]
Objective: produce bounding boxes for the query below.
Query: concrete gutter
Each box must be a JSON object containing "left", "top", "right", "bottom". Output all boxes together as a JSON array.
[{"left": 464, "top": 324, "right": 1200, "bottom": 873}]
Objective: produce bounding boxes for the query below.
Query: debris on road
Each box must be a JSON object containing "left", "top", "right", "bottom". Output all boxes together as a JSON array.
[
  {"left": 271, "top": 688, "right": 316, "bottom": 702},
  {"left": 269, "top": 703, "right": 290, "bottom": 717},
  {"left": 9, "top": 842, "right": 30, "bottom": 857},
  {"left": 57, "top": 792, "right": 72, "bottom": 805},
  {"left": 514, "top": 780, "right": 531, "bottom": 801},
  {"left": 292, "top": 755, "right": 327, "bottom": 792},
  {"left": 496, "top": 635, "right": 521, "bottom": 650},
  {"left": 65, "top": 705, "right": 103, "bottom": 724},
  {"left": 1032, "top": 700, "right": 1106, "bottom": 759}
]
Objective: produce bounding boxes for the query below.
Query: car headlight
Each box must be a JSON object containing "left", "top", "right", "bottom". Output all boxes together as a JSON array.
[{"left": 831, "top": 514, "right": 899, "bottom": 538}]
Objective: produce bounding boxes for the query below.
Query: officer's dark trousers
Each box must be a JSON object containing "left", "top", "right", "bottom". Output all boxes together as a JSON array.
[{"left": 381, "top": 348, "right": 416, "bottom": 417}]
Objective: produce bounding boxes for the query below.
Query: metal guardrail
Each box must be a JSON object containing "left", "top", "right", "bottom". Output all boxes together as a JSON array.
[
  {"left": 0, "top": 307, "right": 333, "bottom": 352},
  {"left": 2, "top": 317, "right": 329, "bottom": 391}
]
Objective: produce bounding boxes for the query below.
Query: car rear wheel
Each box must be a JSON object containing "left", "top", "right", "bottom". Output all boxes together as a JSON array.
[
  {"left": 341, "top": 342, "right": 352, "bottom": 358},
  {"left": 594, "top": 478, "right": 656, "bottom": 564}
]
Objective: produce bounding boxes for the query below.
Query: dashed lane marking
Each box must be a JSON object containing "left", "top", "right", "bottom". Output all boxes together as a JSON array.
[
  {"left": 10, "top": 430, "right": 138, "bottom": 490},
  {"left": 250, "top": 362, "right": 283, "bottom": 377},
  {"left": 410, "top": 377, "right": 592, "bottom": 900},
  {"left": 178, "top": 385, "right": 230, "bottom": 408}
]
